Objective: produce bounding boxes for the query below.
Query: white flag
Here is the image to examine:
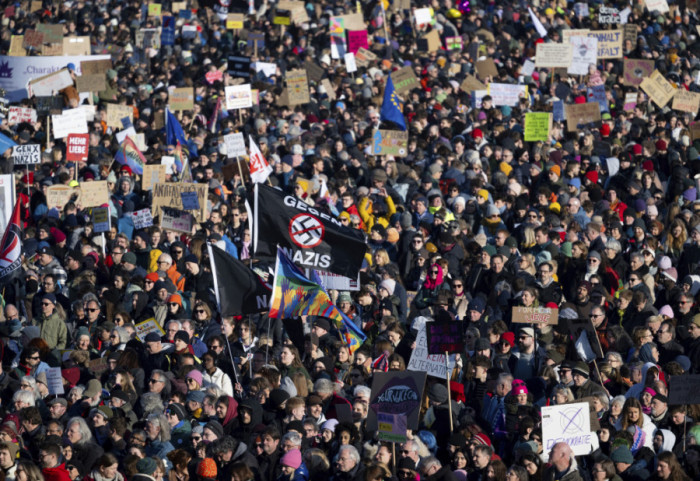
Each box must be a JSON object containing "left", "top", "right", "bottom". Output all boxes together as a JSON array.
[
  {"left": 529, "top": 7, "right": 548, "bottom": 38},
  {"left": 248, "top": 135, "right": 273, "bottom": 184}
]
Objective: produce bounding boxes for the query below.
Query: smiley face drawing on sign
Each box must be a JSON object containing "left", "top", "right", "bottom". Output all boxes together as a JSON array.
[{"left": 289, "top": 214, "right": 325, "bottom": 249}]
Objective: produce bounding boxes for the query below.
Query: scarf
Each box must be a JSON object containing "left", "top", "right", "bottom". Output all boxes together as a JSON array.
[{"left": 423, "top": 264, "right": 444, "bottom": 290}]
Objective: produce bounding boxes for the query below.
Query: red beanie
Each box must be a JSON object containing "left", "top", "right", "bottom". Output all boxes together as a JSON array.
[
  {"left": 632, "top": 144, "right": 643, "bottom": 155},
  {"left": 585, "top": 171, "right": 599, "bottom": 184},
  {"left": 472, "top": 128, "right": 483, "bottom": 139},
  {"left": 600, "top": 124, "right": 610, "bottom": 137}
]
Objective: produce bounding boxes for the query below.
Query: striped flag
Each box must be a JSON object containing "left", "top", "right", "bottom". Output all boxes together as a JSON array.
[{"left": 114, "top": 137, "right": 145, "bottom": 175}]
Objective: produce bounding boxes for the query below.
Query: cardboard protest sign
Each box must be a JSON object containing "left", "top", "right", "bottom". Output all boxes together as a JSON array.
[
  {"left": 141, "top": 164, "right": 167, "bottom": 191},
  {"left": 668, "top": 374, "right": 700, "bottom": 405},
  {"left": 371, "top": 130, "right": 409, "bottom": 157},
  {"left": 623, "top": 59, "right": 654, "bottom": 86},
  {"left": 23, "top": 30, "right": 44, "bottom": 49},
  {"left": 148, "top": 3, "right": 162, "bottom": 16},
  {"left": 36, "top": 24, "right": 62, "bottom": 44},
  {"left": 226, "top": 13, "right": 244, "bottom": 29},
  {"left": 488, "top": 83, "right": 528, "bottom": 107},
  {"left": 66, "top": 134, "right": 89, "bottom": 162},
  {"left": 46, "top": 185, "right": 80, "bottom": 210},
  {"left": 135, "top": 318, "right": 164, "bottom": 342},
  {"left": 81, "top": 58, "right": 112, "bottom": 75},
  {"left": 9, "top": 36, "right": 25, "bottom": 56},
  {"left": 366, "top": 371, "right": 426, "bottom": 442},
  {"left": 7, "top": 107, "right": 36, "bottom": 125},
  {"left": 75, "top": 74, "right": 106, "bottom": 93},
  {"left": 225, "top": 84, "right": 253, "bottom": 110},
  {"left": 354, "top": 47, "right": 377, "bottom": 67},
  {"left": 28, "top": 69, "right": 72, "bottom": 97},
  {"left": 391, "top": 67, "right": 419, "bottom": 95},
  {"left": 161, "top": 207, "right": 194, "bottom": 233},
  {"left": 562, "top": 28, "right": 590, "bottom": 43},
  {"left": 347, "top": 30, "right": 369, "bottom": 54},
  {"left": 524, "top": 113, "right": 552, "bottom": 142},
  {"left": 407, "top": 323, "right": 456, "bottom": 378},
  {"left": 106, "top": 104, "right": 134, "bottom": 128},
  {"left": 623, "top": 24, "right": 636, "bottom": 46},
  {"left": 568, "top": 36, "right": 598, "bottom": 75},
  {"left": 286, "top": 69, "right": 310, "bottom": 106},
  {"left": 535, "top": 43, "right": 572, "bottom": 68},
  {"left": 460, "top": 74, "right": 487, "bottom": 93},
  {"left": 92, "top": 207, "right": 110, "bottom": 233},
  {"left": 51, "top": 109, "right": 88, "bottom": 139},
  {"left": 128, "top": 209, "right": 154, "bottom": 230},
  {"left": 79, "top": 181, "right": 109, "bottom": 207},
  {"left": 63, "top": 36, "right": 91, "bottom": 55},
  {"left": 542, "top": 402, "right": 593, "bottom": 459},
  {"left": 645, "top": 0, "right": 669, "bottom": 13},
  {"left": 169, "top": 87, "right": 194, "bottom": 111},
  {"left": 475, "top": 58, "right": 498, "bottom": 78},
  {"left": 321, "top": 79, "right": 336, "bottom": 100},
  {"left": 11, "top": 144, "right": 40, "bottom": 165},
  {"left": 672, "top": 89, "right": 700, "bottom": 114},
  {"left": 152, "top": 182, "right": 208, "bottom": 222},
  {"left": 587, "top": 30, "right": 622, "bottom": 59},
  {"left": 565, "top": 103, "right": 601, "bottom": 132},
  {"left": 419, "top": 30, "right": 441, "bottom": 52},
  {"left": 640, "top": 70, "right": 676, "bottom": 108},
  {"left": 333, "top": 12, "right": 365, "bottom": 30},
  {"left": 512, "top": 305, "right": 559, "bottom": 325},
  {"left": 425, "top": 320, "right": 464, "bottom": 354}
]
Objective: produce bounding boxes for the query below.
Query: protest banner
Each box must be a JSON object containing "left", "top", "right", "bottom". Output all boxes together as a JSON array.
[
  {"left": 366, "top": 371, "right": 426, "bottom": 442},
  {"left": 315, "top": 271, "right": 360, "bottom": 291},
  {"left": 7, "top": 107, "right": 36, "bottom": 125},
  {"left": 391, "top": 67, "right": 419, "bottom": 95},
  {"left": 51, "top": 108, "right": 88, "bottom": 139},
  {"left": 23, "top": 30, "right": 44, "bottom": 49},
  {"left": 487, "top": 83, "right": 528, "bottom": 107},
  {"left": 598, "top": 6, "right": 620, "bottom": 23},
  {"left": 623, "top": 59, "right": 654, "bottom": 86},
  {"left": 640, "top": 70, "right": 676, "bottom": 108},
  {"left": 371, "top": 130, "right": 409, "bottom": 157},
  {"left": 512, "top": 306, "right": 559, "bottom": 325},
  {"left": 226, "top": 13, "right": 244, "bottom": 29},
  {"left": 142, "top": 164, "right": 166, "bottom": 191},
  {"left": 128, "top": 209, "right": 154, "bottom": 230},
  {"left": 169, "top": 87, "right": 194, "bottom": 111},
  {"left": 524, "top": 113, "right": 552, "bottom": 142},
  {"left": 623, "top": 92, "right": 637, "bottom": 111},
  {"left": 79, "top": 181, "right": 109, "bottom": 208},
  {"left": 28, "top": 68, "right": 73, "bottom": 97},
  {"left": 66, "top": 134, "right": 89, "bottom": 162},
  {"left": 565, "top": 102, "right": 601, "bottom": 132},
  {"left": 535, "top": 43, "right": 572, "bottom": 68},
  {"left": 92, "top": 207, "right": 110, "bottom": 233},
  {"left": 161, "top": 207, "right": 194, "bottom": 233},
  {"left": 36, "top": 24, "right": 62, "bottom": 44},
  {"left": 105, "top": 104, "right": 134, "bottom": 129},
  {"left": 225, "top": 84, "right": 253, "bottom": 110},
  {"left": 542, "top": 402, "right": 593, "bottom": 459},
  {"left": 425, "top": 320, "right": 465, "bottom": 355},
  {"left": 46, "top": 185, "right": 80, "bottom": 210},
  {"left": 668, "top": 374, "right": 700, "bottom": 405},
  {"left": 347, "top": 30, "right": 369, "bottom": 54},
  {"left": 587, "top": 30, "right": 623, "bottom": 59},
  {"left": 672, "top": 89, "right": 700, "bottom": 114},
  {"left": 135, "top": 318, "right": 164, "bottom": 342},
  {"left": 460, "top": 74, "right": 487, "bottom": 93},
  {"left": 407, "top": 324, "right": 456, "bottom": 378},
  {"left": 75, "top": 74, "right": 106, "bottom": 93},
  {"left": 63, "top": 36, "right": 91, "bottom": 55},
  {"left": 286, "top": 69, "right": 310, "bottom": 106},
  {"left": 568, "top": 36, "right": 598, "bottom": 75},
  {"left": 471, "top": 90, "right": 488, "bottom": 109},
  {"left": 587, "top": 85, "right": 609, "bottom": 112},
  {"left": 302, "top": 61, "right": 324, "bottom": 83},
  {"left": 645, "top": 0, "right": 669, "bottom": 12},
  {"left": 11, "top": 144, "right": 40, "bottom": 165},
  {"left": 46, "top": 367, "right": 64, "bottom": 395},
  {"left": 224, "top": 132, "right": 246, "bottom": 158},
  {"left": 568, "top": 317, "right": 604, "bottom": 359},
  {"left": 152, "top": 182, "right": 208, "bottom": 222},
  {"left": 475, "top": 58, "right": 498, "bottom": 78}
]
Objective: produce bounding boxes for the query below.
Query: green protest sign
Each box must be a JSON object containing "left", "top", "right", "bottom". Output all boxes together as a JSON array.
[{"left": 524, "top": 113, "right": 552, "bottom": 142}]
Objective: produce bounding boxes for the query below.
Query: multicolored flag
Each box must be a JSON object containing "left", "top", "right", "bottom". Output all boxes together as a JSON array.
[
  {"left": 173, "top": 142, "right": 185, "bottom": 174},
  {"left": 0, "top": 199, "right": 22, "bottom": 284},
  {"left": 269, "top": 247, "right": 366, "bottom": 353},
  {"left": 114, "top": 137, "right": 145, "bottom": 175}
]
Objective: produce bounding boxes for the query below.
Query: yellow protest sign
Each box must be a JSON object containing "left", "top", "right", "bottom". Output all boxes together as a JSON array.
[
  {"left": 524, "top": 113, "right": 552, "bottom": 142},
  {"left": 640, "top": 70, "right": 676, "bottom": 108},
  {"left": 226, "top": 13, "right": 244, "bottom": 29},
  {"left": 148, "top": 3, "right": 162, "bottom": 16}
]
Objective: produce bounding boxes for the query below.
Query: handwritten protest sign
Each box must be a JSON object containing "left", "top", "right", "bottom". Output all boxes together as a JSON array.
[
  {"left": 354, "top": 47, "right": 377, "bottom": 67},
  {"left": 565, "top": 103, "right": 601, "bottom": 132},
  {"left": 23, "top": 30, "right": 44, "bottom": 49},
  {"left": 640, "top": 70, "right": 676, "bottom": 108},
  {"left": 63, "top": 36, "right": 91, "bottom": 55},
  {"left": 645, "top": 0, "right": 669, "bottom": 13},
  {"left": 587, "top": 85, "right": 609, "bottom": 112},
  {"left": 347, "top": 30, "right": 368, "bottom": 54},
  {"left": 672, "top": 89, "right": 700, "bottom": 114},
  {"left": 52, "top": 109, "right": 88, "bottom": 139},
  {"left": 460, "top": 74, "right": 487, "bottom": 93},
  {"left": 587, "top": 30, "right": 622, "bottom": 59},
  {"left": 535, "top": 43, "right": 572, "bottom": 68},
  {"left": 141, "top": 164, "right": 166, "bottom": 191},
  {"left": 224, "top": 133, "right": 246, "bottom": 158},
  {"left": 487, "top": 83, "right": 528, "bottom": 107},
  {"left": 475, "top": 58, "right": 498, "bottom": 78},
  {"left": 66, "top": 134, "right": 89, "bottom": 162},
  {"left": 152, "top": 182, "right": 208, "bottom": 222},
  {"left": 226, "top": 13, "right": 244, "bottom": 29},
  {"left": 36, "top": 24, "right": 62, "bottom": 44},
  {"left": 75, "top": 74, "right": 106, "bottom": 93},
  {"left": 128, "top": 209, "right": 154, "bottom": 229},
  {"left": 445, "top": 36, "right": 463, "bottom": 51},
  {"left": 524, "top": 113, "right": 552, "bottom": 142},
  {"left": 623, "top": 24, "right": 636, "bottom": 46},
  {"left": 161, "top": 207, "right": 194, "bottom": 233},
  {"left": 623, "top": 59, "right": 654, "bottom": 86},
  {"left": 46, "top": 185, "right": 80, "bottom": 210},
  {"left": 92, "top": 207, "right": 110, "bottom": 233},
  {"left": 568, "top": 36, "right": 598, "bottom": 75},
  {"left": 391, "top": 67, "right": 419, "bottom": 95},
  {"left": 9, "top": 36, "right": 25, "bottom": 56},
  {"left": 425, "top": 320, "right": 464, "bottom": 354},
  {"left": 512, "top": 306, "right": 559, "bottom": 325},
  {"left": 668, "top": 374, "right": 700, "bottom": 405},
  {"left": 135, "top": 318, "right": 164, "bottom": 342},
  {"left": 598, "top": 6, "right": 620, "bottom": 23},
  {"left": 623, "top": 92, "right": 637, "bottom": 111},
  {"left": 106, "top": 104, "right": 134, "bottom": 129},
  {"left": 371, "top": 130, "right": 409, "bottom": 157},
  {"left": 225, "top": 84, "right": 253, "bottom": 110},
  {"left": 407, "top": 324, "right": 456, "bottom": 378},
  {"left": 169, "top": 87, "right": 194, "bottom": 111},
  {"left": 542, "top": 402, "right": 593, "bottom": 459},
  {"left": 46, "top": 367, "right": 64, "bottom": 395},
  {"left": 29, "top": 69, "right": 73, "bottom": 97},
  {"left": 79, "top": 181, "right": 109, "bottom": 208},
  {"left": 321, "top": 79, "right": 336, "bottom": 100},
  {"left": 12, "top": 144, "right": 40, "bottom": 166},
  {"left": 7, "top": 107, "right": 36, "bottom": 125},
  {"left": 286, "top": 69, "right": 310, "bottom": 106},
  {"left": 366, "top": 371, "right": 426, "bottom": 441},
  {"left": 81, "top": 58, "right": 112, "bottom": 75},
  {"left": 562, "top": 28, "right": 590, "bottom": 43}
]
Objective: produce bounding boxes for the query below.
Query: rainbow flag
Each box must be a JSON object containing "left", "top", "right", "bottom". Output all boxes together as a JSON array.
[
  {"left": 114, "top": 137, "right": 145, "bottom": 175},
  {"left": 173, "top": 142, "right": 185, "bottom": 174},
  {"left": 269, "top": 247, "right": 366, "bottom": 353}
]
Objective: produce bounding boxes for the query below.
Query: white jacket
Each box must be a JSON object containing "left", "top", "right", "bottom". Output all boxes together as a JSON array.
[{"left": 202, "top": 367, "right": 234, "bottom": 397}]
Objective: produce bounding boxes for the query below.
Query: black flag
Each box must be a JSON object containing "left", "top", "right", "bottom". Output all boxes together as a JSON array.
[
  {"left": 249, "top": 184, "right": 367, "bottom": 278},
  {"left": 207, "top": 243, "right": 270, "bottom": 316}
]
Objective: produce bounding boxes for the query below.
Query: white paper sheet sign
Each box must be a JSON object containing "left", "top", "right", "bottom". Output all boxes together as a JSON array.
[
  {"left": 541, "top": 402, "right": 593, "bottom": 459},
  {"left": 487, "top": 83, "right": 528, "bottom": 107},
  {"left": 568, "top": 36, "right": 598, "bottom": 75},
  {"left": 225, "top": 84, "right": 253, "bottom": 110},
  {"left": 407, "top": 324, "right": 457, "bottom": 378},
  {"left": 224, "top": 132, "right": 246, "bottom": 158},
  {"left": 344, "top": 53, "right": 357, "bottom": 73},
  {"left": 46, "top": 367, "right": 65, "bottom": 395},
  {"left": 52, "top": 108, "right": 88, "bottom": 139}
]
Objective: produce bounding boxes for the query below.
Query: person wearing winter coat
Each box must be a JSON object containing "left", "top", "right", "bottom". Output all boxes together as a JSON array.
[{"left": 277, "top": 449, "right": 309, "bottom": 481}]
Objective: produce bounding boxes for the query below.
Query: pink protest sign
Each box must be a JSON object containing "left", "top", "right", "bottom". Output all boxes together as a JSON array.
[{"left": 347, "top": 30, "right": 369, "bottom": 54}]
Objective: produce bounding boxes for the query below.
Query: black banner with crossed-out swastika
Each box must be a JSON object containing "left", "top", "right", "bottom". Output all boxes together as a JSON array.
[{"left": 249, "top": 184, "right": 367, "bottom": 278}]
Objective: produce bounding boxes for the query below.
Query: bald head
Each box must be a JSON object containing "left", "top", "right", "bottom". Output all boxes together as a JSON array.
[{"left": 549, "top": 442, "right": 574, "bottom": 471}]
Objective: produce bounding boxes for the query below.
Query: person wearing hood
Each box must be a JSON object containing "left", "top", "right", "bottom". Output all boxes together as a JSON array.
[
  {"left": 216, "top": 435, "right": 259, "bottom": 480},
  {"left": 113, "top": 176, "right": 140, "bottom": 210},
  {"left": 165, "top": 403, "right": 191, "bottom": 448},
  {"left": 215, "top": 395, "right": 239, "bottom": 435},
  {"left": 232, "top": 398, "right": 263, "bottom": 449}
]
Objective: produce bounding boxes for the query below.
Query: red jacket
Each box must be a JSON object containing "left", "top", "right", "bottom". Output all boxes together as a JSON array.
[{"left": 43, "top": 463, "right": 71, "bottom": 481}]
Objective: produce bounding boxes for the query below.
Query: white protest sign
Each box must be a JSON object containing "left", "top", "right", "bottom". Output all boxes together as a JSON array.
[
  {"left": 46, "top": 367, "right": 64, "bottom": 395},
  {"left": 51, "top": 108, "right": 88, "bottom": 139},
  {"left": 487, "top": 83, "right": 528, "bottom": 107},
  {"left": 535, "top": 43, "right": 572, "bottom": 68},
  {"left": 344, "top": 53, "right": 357, "bottom": 73},
  {"left": 407, "top": 324, "right": 456, "bottom": 378},
  {"left": 161, "top": 207, "right": 194, "bottom": 233},
  {"left": 542, "top": 402, "right": 593, "bottom": 459},
  {"left": 28, "top": 69, "right": 73, "bottom": 97},
  {"left": 414, "top": 8, "right": 432, "bottom": 26},
  {"left": 11, "top": 144, "right": 40, "bottom": 165},
  {"left": 224, "top": 132, "right": 246, "bottom": 158},
  {"left": 116, "top": 127, "right": 138, "bottom": 145},
  {"left": 522, "top": 60, "right": 536, "bottom": 77},
  {"left": 128, "top": 209, "right": 154, "bottom": 229},
  {"left": 568, "top": 36, "right": 598, "bottom": 75},
  {"left": 315, "top": 270, "right": 360, "bottom": 291},
  {"left": 7, "top": 107, "right": 37, "bottom": 125},
  {"left": 225, "top": 84, "right": 253, "bottom": 110},
  {"left": 255, "top": 62, "right": 277, "bottom": 77},
  {"left": 645, "top": 0, "right": 669, "bottom": 13}
]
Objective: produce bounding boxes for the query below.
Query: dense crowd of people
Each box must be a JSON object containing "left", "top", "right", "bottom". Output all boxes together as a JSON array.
[{"left": 0, "top": 0, "right": 699, "bottom": 481}]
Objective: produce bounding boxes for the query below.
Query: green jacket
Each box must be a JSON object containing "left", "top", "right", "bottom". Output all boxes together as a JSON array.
[{"left": 36, "top": 311, "right": 68, "bottom": 350}]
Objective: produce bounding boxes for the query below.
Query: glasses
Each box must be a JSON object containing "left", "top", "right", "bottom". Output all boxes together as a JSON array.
[
  {"left": 86, "top": 308, "right": 99, "bottom": 312},
  {"left": 453, "top": 284, "right": 463, "bottom": 288},
  {"left": 41, "top": 302, "right": 53, "bottom": 306},
  {"left": 149, "top": 378, "right": 163, "bottom": 384},
  {"left": 590, "top": 314, "right": 602, "bottom": 318},
  {"left": 157, "top": 260, "right": 168, "bottom": 264},
  {"left": 431, "top": 270, "right": 439, "bottom": 274},
  {"left": 192, "top": 436, "right": 202, "bottom": 442},
  {"left": 29, "top": 356, "right": 40, "bottom": 360},
  {"left": 168, "top": 303, "right": 180, "bottom": 307},
  {"left": 195, "top": 309, "right": 205, "bottom": 314}
]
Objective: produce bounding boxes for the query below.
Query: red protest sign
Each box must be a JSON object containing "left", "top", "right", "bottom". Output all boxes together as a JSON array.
[
  {"left": 66, "top": 134, "right": 89, "bottom": 162},
  {"left": 205, "top": 70, "right": 223, "bottom": 84}
]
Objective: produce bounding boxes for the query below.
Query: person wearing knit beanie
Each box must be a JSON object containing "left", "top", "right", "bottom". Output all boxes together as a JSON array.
[
  {"left": 197, "top": 458, "right": 217, "bottom": 480},
  {"left": 280, "top": 449, "right": 302, "bottom": 471}
]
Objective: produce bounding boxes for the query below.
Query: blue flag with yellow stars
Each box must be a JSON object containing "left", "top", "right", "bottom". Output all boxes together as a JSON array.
[{"left": 380, "top": 75, "right": 407, "bottom": 131}]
